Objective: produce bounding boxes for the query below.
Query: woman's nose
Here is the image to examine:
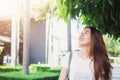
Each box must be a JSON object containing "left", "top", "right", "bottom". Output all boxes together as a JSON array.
[{"left": 80, "top": 32, "right": 84, "bottom": 37}]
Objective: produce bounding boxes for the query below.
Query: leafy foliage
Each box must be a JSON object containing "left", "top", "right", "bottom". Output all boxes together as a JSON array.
[
  {"left": 56, "top": 0, "right": 120, "bottom": 39},
  {"left": 31, "top": 0, "right": 57, "bottom": 21},
  {"left": 103, "top": 35, "right": 120, "bottom": 56}
]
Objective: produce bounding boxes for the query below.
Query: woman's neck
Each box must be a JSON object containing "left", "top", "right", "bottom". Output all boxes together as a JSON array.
[{"left": 79, "top": 45, "right": 92, "bottom": 58}]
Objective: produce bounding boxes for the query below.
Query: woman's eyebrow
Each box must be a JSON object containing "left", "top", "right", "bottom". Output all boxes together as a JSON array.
[{"left": 85, "top": 30, "right": 89, "bottom": 32}]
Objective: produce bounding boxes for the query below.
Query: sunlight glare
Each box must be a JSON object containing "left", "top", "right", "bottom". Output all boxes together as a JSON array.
[{"left": 0, "top": 0, "right": 18, "bottom": 17}]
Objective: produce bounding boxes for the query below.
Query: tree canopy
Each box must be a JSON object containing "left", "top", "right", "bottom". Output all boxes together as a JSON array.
[{"left": 56, "top": 0, "right": 120, "bottom": 39}]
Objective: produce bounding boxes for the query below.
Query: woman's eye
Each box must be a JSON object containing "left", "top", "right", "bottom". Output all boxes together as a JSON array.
[{"left": 85, "top": 31, "right": 89, "bottom": 34}]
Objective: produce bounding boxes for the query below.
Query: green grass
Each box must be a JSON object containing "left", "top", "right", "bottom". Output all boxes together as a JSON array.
[{"left": 0, "top": 71, "right": 59, "bottom": 79}]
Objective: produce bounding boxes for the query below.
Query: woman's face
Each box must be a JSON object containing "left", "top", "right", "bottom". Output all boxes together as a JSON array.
[{"left": 79, "top": 28, "right": 92, "bottom": 46}]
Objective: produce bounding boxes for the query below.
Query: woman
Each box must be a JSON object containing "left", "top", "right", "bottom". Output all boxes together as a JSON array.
[{"left": 59, "top": 26, "right": 112, "bottom": 80}]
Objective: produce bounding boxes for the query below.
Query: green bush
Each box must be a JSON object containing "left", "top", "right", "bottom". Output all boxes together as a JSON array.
[
  {"left": 29, "top": 64, "right": 52, "bottom": 73},
  {"left": 0, "top": 64, "right": 61, "bottom": 80},
  {"left": 109, "top": 58, "right": 114, "bottom": 63}
]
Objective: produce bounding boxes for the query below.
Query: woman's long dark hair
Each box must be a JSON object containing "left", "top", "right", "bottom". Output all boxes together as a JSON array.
[{"left": 86, "top": 26, "right": 112, "bottom": 80}]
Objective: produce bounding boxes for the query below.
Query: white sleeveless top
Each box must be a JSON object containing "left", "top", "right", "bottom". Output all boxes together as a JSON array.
[{"left": 61, "top": 51, "right": 94, "bottom": 80}]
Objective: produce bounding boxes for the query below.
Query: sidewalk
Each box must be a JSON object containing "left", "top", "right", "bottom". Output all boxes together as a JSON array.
[{"left": 112, "top": 64, "right": 120, "bottom": 80}]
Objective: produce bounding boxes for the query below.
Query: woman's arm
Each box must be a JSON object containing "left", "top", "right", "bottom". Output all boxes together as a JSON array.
[{"left": 59, "top": 67, "right": 68, "bottom": 80}]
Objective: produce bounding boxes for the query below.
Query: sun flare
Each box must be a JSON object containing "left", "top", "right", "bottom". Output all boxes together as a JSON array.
[{"left": 0, "top": 0, "right": 19, "bottom": 17}]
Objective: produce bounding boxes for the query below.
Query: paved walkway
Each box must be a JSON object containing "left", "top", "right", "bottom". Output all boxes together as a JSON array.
[{"left": 112, "top": 64, "right": 120, "bottom": 80}]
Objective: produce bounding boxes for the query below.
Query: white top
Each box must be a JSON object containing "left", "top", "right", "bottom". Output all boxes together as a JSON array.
[{"left": 61, "top": 51, "right": 94, "bottom": 80}]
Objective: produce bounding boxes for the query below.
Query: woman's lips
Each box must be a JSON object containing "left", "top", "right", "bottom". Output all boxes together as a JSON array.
[{"left": 79, "top": 38, "right": 84, "bottom": 41}]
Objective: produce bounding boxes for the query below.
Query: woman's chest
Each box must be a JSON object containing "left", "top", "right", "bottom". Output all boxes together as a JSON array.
[{"left": 69, "top": 55, "right": 94, "bottom": 79}]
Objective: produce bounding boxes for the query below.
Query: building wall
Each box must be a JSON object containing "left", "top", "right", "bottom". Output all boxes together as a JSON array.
[
  {"left": 29, "top": 19, "right": 46, "bottom": 64},
  {"left": 0, "top": 19, "right": 46, "bottom": 65}
]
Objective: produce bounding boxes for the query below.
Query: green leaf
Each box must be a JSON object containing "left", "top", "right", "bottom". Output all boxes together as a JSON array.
[
  {"left": 108, "top": 0, "right": 114, "bottom": 7},
  {"left": 56, "top": 0, "right": 120, "bottom": 39}
]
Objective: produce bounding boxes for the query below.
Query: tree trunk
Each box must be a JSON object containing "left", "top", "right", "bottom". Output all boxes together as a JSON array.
[
  {"left": 11, "top": 16, "right": 18, "bottom": 66},
  {"left": 22, "top": 0, "right": 30, "bottom": 75},
  {"left": 11, "top": 0, "right": 20, "bottom": 67},
  {"left": 67, "top": 16, "right": 72, "bottom": 52}
]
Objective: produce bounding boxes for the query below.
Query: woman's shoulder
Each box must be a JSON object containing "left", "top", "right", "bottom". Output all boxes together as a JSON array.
[
  {"left": 62, "top": 50, "right": 80, "bottom": 59},
  {"left": 67, "top": 50, "right": 79, "bottom": 56}
]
